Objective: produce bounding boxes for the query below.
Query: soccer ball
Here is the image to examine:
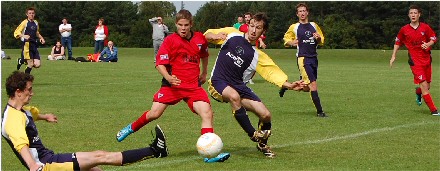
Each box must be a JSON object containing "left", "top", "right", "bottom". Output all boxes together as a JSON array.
[{"left": 196, "top": 133, "right": 223, "bottom": 158}]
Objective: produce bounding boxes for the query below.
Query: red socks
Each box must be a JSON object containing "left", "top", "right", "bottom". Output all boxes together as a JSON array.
[
  {"left": 131, "top": 111, "right": 150, "bottom": 132},
  {"left": 201, "top": 128, "right": 214, "bottom": 135},
  {"left": 423, "top": 94, "right": 437, "bottom": 112},
  {"left": 416, "top": 87, "right": 422, "bottom": 95}
]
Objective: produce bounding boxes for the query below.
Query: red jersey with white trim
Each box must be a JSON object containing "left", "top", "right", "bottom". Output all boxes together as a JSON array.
[
  {"left": 395, "top": 22, "right": 437, "bottom": 65},
  {"left": 155, "top": 32, "right": 209, "bottom": 89}
]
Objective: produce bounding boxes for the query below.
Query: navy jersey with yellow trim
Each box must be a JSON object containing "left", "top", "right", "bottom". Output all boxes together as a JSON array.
[
  {"left": 283, "top": 22, "right": 324, "bottom": 58},
  {"left": 14, "top": 19, "right": 40, "bottom": 43},
  {"left": 2, "top": 105, "right": 54, "bottom": 169},
  {"left": 204, "top": 27, "right": 288, "bottom": 88},
  {"left": 210, "top": 33, "right": 257, "bottom": 86}
]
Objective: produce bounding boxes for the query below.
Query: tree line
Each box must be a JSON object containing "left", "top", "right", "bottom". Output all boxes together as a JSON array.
[{"left": 1, "top": 1, "right": 439, "bottom": 49}]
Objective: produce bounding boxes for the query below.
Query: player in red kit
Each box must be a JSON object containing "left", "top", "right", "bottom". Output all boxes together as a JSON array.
[
  {"left": 116, "top": 10, "right": 230, "bottom": 162},
  {"left": 390, "top": 5, "right": 438, "bottom": 115}
]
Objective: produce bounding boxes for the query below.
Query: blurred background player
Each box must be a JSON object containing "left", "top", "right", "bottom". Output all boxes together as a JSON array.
[
  {"left": 390, "top": 5, "right": 438, "bottom": 115},
  {"left": 282, "top": 3, "right": 328, "bottom": 117},
  {"left": 14, "top": 7, "right": 45, "bottom": 74},
  {"left": 116, "top": 10, "right": 230, "bottom": 163},
  {"left": 205, "top": 13, "right": 306, "bottom": 158},
  {"left": 233, "top": 15, "right": 244, "bottom": 30},
  {"left": 149, "top": 16, "right": 169, "bottom": 63},
  {"left": 3, "top": 71, "right": 168, "bottom": 171}
]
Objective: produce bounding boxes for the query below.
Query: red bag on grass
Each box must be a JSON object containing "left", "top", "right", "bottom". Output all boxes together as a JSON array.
[{"left": 87, "top": 53, "right": 100, "bottom": 62}]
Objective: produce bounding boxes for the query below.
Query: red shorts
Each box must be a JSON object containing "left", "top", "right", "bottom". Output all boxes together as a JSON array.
[
  {"left": 410, "top": 64, "right": 432, "bottom": 84},
  {"left": 153, "top": 87, "right": 210, "bottom": 113}
]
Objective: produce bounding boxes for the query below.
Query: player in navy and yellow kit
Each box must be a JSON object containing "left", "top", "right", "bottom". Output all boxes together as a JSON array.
[
  {"left": 390, "top": 5, "right": 438, "bottom": 115},
  {"left": 204, "top": 13, "right": 305, "bottom": 158},
  {"left": 282, "top": 3, "right": 328, "bottom": 117},
  {"left": 14, "top": 7, "right": 45, "bottom": 74},
  {"left": 3, "top": 71, "right": 168, "bottom": 171}
]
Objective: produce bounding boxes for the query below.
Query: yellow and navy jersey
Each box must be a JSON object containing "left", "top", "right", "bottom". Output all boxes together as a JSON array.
[
  {"left": 204, "top": 27, "right": 288, "bottom": 88},
  {"left": 2, "top": 105, "right": 54, "bottom": 169},
  {"left": 283, "top": 22, "right": 324, "bottom": 58},
  {"left": 14, "top": 19, "right": 40, "bottom": 43}
]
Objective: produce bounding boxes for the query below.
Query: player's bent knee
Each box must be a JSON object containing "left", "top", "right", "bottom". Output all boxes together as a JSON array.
[{"left": 259, "top": 111, "right": 272, "bottom": 122}]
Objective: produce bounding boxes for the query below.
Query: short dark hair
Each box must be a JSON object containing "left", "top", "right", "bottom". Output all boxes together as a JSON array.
[
  {"left": 296, "top": 3, "right": 309, "bottom": 12},
  {"left": 252, "top": 12, "right": 269, "bottom": 30},
  {"left": 176, "top": 9, "right": 193, "bottom": 23},
  {"left": 5, "top": 71, "right": 34, "bottom": 98},
  {"left": 244, "top": 12, "right": 253, "bottom": 17},
  {"left": 409, "top": 5, "right": 422, "bottom": 14},
  {"left": 26, "top": 7, "right": 35, "bottom": 13}
]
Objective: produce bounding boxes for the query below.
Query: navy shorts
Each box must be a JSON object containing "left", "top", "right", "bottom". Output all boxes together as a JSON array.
[
  {"left": 41, "top": 153, "right": 80, "bottom": 171},
  {"left": 21, "top": 42, "right": 40, "bottom": 60},
  {"left": 208, "top": 79, "right": 261, "bottom": 103},
  {"left": 297, "top": 57, "right": 318, "bottom": 84}
]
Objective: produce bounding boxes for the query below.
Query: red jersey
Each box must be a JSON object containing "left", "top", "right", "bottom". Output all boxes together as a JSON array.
[
  {"left": 395, "top": 22, "right": 437, "bottom": 65},
  {"left": 239, "top": 24, "right": 248, "bottom": 33},
  {"left": 156, "top": 32, "right": 209, "bottom": 89}
]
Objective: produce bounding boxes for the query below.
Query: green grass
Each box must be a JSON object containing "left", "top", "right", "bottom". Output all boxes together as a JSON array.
[{"left": 1, "top": 48, "right": 439, "bottom": 170}]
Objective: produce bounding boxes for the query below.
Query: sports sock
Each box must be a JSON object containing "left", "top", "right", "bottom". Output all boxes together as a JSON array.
[
  {"left": 131, "top": 111, "right": 150, "bottom": 132},
  {"left": 422, "top": 94, "right": 437, "bottom": 112},
  {"left": 415, "top": 87, "right": 422, "bottom": 95},
  {"left": 233, "top": 107, "right": 256, "bottom": 137},
  {"left": 201, "top": 128, "right": 214, "bottom": 135},
  {"left": 258, "top": 120, "right": 272, "bottom": 144},
  {"left": 258, "top": 120, "right": 272, "bottom": 131},
  {"left": 25, "top": 67, "right": 32, "bottom": 74},
  {"left": 121, "top": 147, "right": 156, "bottom": 165},
  {"left": 311, "top": 91, "right": 323, "bottom": 113}
]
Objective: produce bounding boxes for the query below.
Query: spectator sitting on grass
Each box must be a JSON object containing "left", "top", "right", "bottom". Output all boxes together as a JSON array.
[
  {"left": 47, "top": 41, "right": 65, "bottom": 60},
  {"left": 99, "top": 41, "right": 118, "bottom": 62}
]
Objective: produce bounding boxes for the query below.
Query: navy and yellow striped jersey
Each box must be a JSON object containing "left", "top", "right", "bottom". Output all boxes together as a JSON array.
[
  {"left": 283, "top": 22, "right": 324, "bottom": 58},
  {"left": 14, "top": 19, "right": 40, "bottom": 42},
  {"left": 204, "top": 27, "right": 288, "bottom": 88},
  {"left": 2, "top": 105, "right": 54, "bottom": 169}
]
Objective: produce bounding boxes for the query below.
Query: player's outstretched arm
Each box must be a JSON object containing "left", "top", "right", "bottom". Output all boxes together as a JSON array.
[
  {"left": 205, "top": 32, "right": 227, "bottom": 41},
  {"left": 37, "top": 113, "right": 58, "bottom": 123}
]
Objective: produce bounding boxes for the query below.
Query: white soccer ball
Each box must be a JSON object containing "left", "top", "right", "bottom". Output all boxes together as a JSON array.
[{"left": 196, "top": 133, "right": 223, "bottom": 158}]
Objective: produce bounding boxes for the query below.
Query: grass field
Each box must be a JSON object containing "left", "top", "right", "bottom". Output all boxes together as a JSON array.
[{"left": 1, "top": 47, "right": 439, "bottom": 170}]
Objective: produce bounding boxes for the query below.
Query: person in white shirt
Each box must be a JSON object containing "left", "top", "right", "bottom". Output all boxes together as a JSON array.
[{"left": 59, "top": 17, "right": 74, "bottom": 60}]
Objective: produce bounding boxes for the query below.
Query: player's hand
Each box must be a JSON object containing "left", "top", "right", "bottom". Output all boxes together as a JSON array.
[
  {"left": 421, "top": 41, "right": 431, "bottom": 50},
  {"left": 199, "top": 73, "right": 207, "bottom": 85},
  {"left": 22, "top": 35, "right": 30, "bottom": 40},
  {"left": 291, "top": 80, "right": 306, "bottom": 91},
  {"left": 259, "top": 41, "right": 267, "bottom": 49},
  {"left": 282, "top": 80, "right": 305, "bottom": 90},
  {"left": 389, "top": 55, "right": 396, "bottom": 68},
  {"left": 313, "top": 32, "right": 321, "bottom": 40},
  {"left": 167, "top": 75, "right": 181, "bottom": 86},
  {"left": 44, "top": 114, "right": 58, "bottom": 123},
  {"left": 290, "top": 39, "right": 298, "bottom": 47},
  {"left": 30, "top": 163, "right": 44, "bottom": 171},
  {"left": 40, "top": 38, "right": 45, "bottom": 44}
]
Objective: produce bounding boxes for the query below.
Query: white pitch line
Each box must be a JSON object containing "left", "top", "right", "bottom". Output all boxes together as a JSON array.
[{"left": 108, "top": 121, "right": 437, "bottom": 171}]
